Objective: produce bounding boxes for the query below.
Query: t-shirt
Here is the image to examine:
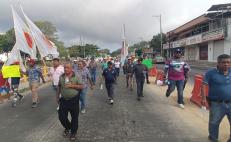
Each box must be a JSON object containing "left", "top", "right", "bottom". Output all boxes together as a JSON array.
[
  {"left": 125, "top": 62, "right": 134, "bottom": 73},
  {"left": 76, "top": 67, "right": 91, "bottom": 88},
  {"left": 49, "top": 65, "right": 64, "bottom": 86},
  {"left": 27, "top": 66, "right": 42, "bottom": 84},
  {"left": 89, "top": 61, "right": 97, "bottom": 71},
  {"left": 164, "top": 58, "right": 190, "bottom": 81},
  {"left": 102, "top": 68, "right": 117, "bottom": 83},
  {"left": 59, "top": 73, "right": 82, "bottom": 100},
  {"left": 114, "top": 61, "right": 121, "bottom": 68},
  {"left": 133, "top": 64, "right": 147, "bottom": 80},
  {"left": 101, "top": 62, "right": 108, "bottom": 70},
  {"left": 203, "top": 68, "right": 231, "bottom": 101}
]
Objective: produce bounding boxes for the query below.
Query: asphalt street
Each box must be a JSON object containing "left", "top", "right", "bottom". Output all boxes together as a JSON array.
[{"left": 0, "top": 72, "right": 212, "bottom": 142}]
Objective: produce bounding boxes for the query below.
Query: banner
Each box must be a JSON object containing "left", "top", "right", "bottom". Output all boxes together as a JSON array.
[{"left": 2, "top": 65, "right": 21, "bottom": 78}]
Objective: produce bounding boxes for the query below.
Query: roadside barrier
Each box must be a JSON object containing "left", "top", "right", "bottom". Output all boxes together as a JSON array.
[
  {"left": 190, "top": 74, "right": 209, "bottom": 108},
  {"left": 149, "top": 66, "right": 157, "bottom": 77},
  {"left": 155, "top": 70, "right": 164, "bottom": 84}
]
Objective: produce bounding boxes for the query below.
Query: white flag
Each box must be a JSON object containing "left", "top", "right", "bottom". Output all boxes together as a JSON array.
[
  {"left": 12, "top": 7, "right": 36, "bottom": 59},
  {"left": 120, "top": 24, "right": 128, "bottom": 65},
  {"left": 21, "top": 8, "right": 59, "bottom": 58}
]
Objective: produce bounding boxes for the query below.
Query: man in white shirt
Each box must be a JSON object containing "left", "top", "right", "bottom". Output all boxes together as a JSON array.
[
  {"left": 114, "top": 58, "right": 121, "bottom": 77},
  {"left": 49, "top": 58, "right": 64, "bottom": 91}
]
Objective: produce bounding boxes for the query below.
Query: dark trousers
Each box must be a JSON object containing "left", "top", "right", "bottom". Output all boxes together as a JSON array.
[
  {"left": 105, "top": 83, "right": 114, "bottom": 99},
  {"left": 58, "top": 95, "right": 79, "bottom": 135},
  {"left": 136, "top": 78, "right": 145, "bottom": 97},
  {"left": 115, "top": 68, "right": 120, "bottom": 76},
  {"left": 146, "top": 71, "right": 150, "bottom": 83}
]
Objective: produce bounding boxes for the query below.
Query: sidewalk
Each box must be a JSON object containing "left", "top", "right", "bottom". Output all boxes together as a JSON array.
[{"left": 147, "top": 76, "right": 229, "bottom": 142}]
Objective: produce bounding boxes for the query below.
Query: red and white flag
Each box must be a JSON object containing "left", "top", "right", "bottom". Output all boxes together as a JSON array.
[
  {"left": 12, "top": 7, "right": 36, "bottom": 59},
  {"left": 21, "top": 7, "right": 59, "bottom": 58}
]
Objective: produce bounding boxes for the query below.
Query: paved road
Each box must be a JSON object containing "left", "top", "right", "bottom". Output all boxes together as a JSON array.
[{"left": 0, "top": 74, "right": 210, "bottom": 142}]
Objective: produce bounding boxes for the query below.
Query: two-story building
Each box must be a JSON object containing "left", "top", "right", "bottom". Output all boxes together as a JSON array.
[{"left": 163, "top": 3, "right": 231, "bottom": 62}]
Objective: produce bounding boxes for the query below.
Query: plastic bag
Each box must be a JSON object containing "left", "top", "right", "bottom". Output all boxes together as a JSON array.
[
  {"left": 100, "top": 83, "right": 103, "bottom": 90},
  {"left": 156, "top": 80, "right": 164, "bottom": 86}
]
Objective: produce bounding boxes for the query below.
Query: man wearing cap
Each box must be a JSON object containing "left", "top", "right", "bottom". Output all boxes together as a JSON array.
[
  {"left": 49, "top": 58, "right": 64, "bottom": 91},
  {"left": 88, "top": 58, "right": 97, "bottom": 85},
  {"left": 114, "top": 58, "right": 121, "bottom": 77},
  {"left": 101, "top": 58, "right": 108, "bottom": 71},
  {"left": 132, "top": 57, "right": 148, "bottom": 101},
  {"left": 102, "top": 61, "right": 117, "bottom": 104},
  {"left": 23, "top": 59, "right": 45, "bottom": 108},
  {"left": 201, "top": 54, "right": 231, "bottom": 142},
  {"left": 124, "top": 57, "right": 134, "bottom": 91},
  {"left": 142, "top": 55, "right": 151, "bottom": 84},
  {"left": 164, "top": 49, "right": 190, "bottom": 109}
]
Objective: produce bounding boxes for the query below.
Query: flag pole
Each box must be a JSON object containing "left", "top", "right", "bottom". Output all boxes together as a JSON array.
[{"left": 18, "top": 2, "right": 48, "bottom": 74}]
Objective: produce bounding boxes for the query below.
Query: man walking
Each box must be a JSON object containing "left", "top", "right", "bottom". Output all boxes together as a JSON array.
[
  {"left": 76, "top": 60, "right": 93, "bottom": 114},
  {"left": 57, "top": 62, "right": 83, "bottom": 141},
  {"left": 102, "top": 61, "right": 117, "bottom": 104},
  {"left": 132, "top": 57, "right": 148, "bottom": 101},
  {"left": 164, "top": 49, "right": 190, "bottom": 109},
  {"left": 114, "top": 58, "right": 121, "bottom": 77},
  {"left": 201, "top": 54, "right": 231, "bottom": 142},
  {"left": 124, "top": 57, "right": 134, "bottom": 91},
  {"left": 88, "top": 58, "right": 97, "bottom": 85},
  {"left": 23, "top": 59, "right": 45, "bottom": 108},
  {"left": 142, "top": 55, "right": 150, "bottom": 84},
  {"left": 49, "top": 58, "right": 64, "bottom": 91}
]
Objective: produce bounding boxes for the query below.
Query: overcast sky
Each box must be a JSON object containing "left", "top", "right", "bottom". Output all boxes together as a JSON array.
[{"left": 0, "top": 0, "right": 230, "bottom": 51}]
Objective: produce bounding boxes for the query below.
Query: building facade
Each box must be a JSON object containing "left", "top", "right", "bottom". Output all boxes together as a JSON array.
[{"left": 163, "top": 3, "right": 231, "bottom": 62}]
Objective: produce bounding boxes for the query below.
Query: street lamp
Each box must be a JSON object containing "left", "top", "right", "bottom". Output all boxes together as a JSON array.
[{"left": 152, "top": 14, "right": 163, "bottom": 56}]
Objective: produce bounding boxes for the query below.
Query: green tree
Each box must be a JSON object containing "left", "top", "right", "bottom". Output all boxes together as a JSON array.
[
  {"left": 0, "top": 29, "right": 15, "bottom": 52},
  {"left": 34, "top": 21, "right": 58, "bottom": 41},
  {"left": 150, "top": 33, "right": 167, "bottom": 52}
]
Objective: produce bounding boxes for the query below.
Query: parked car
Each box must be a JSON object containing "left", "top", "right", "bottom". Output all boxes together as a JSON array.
[{"left": 154, "top": 55, "right": 165, "bottom": 64}]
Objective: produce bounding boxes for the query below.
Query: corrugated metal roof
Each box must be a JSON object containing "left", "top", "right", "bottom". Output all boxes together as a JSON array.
[
  {"left": 207, "top": 3, "right": 231, "bottom": 11},
  {"left": 170, "top": 15, "right": 209, "bottom": 34}
]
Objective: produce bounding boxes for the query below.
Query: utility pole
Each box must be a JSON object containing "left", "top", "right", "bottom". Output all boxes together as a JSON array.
[
  {"left": 152, "top": 14, "right": 163, "bottom": 56},
  {"left": 160, "top": 14, "right": 163, "bottom": 57}
]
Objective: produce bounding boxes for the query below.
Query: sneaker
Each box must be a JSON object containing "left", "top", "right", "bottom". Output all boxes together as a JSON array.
[
  {"left": 110, "top": 99, "right": 114, "bottom": 104},
  {"left": 178, "top": 104, "right": 185, "bottom": 109},
  {"left": 18, "top": 95, "right": 24, "bottom": 101},
  {"left": 63, "top": 129, "right": 69, "bottom": 137},
  {"left": 32, "top": 102, "right": 37, "bottom": 108},
  {"left": 70, "top": 134, "right": 76, "bottom": 141},
  {"left": 165, "top": 92, "right": 170, "bottom": 97},
  {"left": 147, "top": 81, "right": 150, "bottom": 84},
  {"left": 81, "top": 109, "right": 86, "bottom": 114}
]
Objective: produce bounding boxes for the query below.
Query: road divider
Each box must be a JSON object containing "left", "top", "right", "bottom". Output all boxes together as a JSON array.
[{"left": 190, "top": 74, "right": 209, "bottom": 109}]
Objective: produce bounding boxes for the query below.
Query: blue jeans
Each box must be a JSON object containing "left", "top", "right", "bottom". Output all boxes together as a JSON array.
[
  {"left": 209, "top": 102, "right": 231, "bottom": 141},
  {"left": 79, "top": 88, "right": 88, "bottom": 110},
  {"left": 115, "top": 68, "right": 120, "bottom": 77},
  {"left": 166, "top": 80, "right": 184, "bottom": 104},
  {"left": 90, "top": 69, "right": 96, "bottom": 84}
]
